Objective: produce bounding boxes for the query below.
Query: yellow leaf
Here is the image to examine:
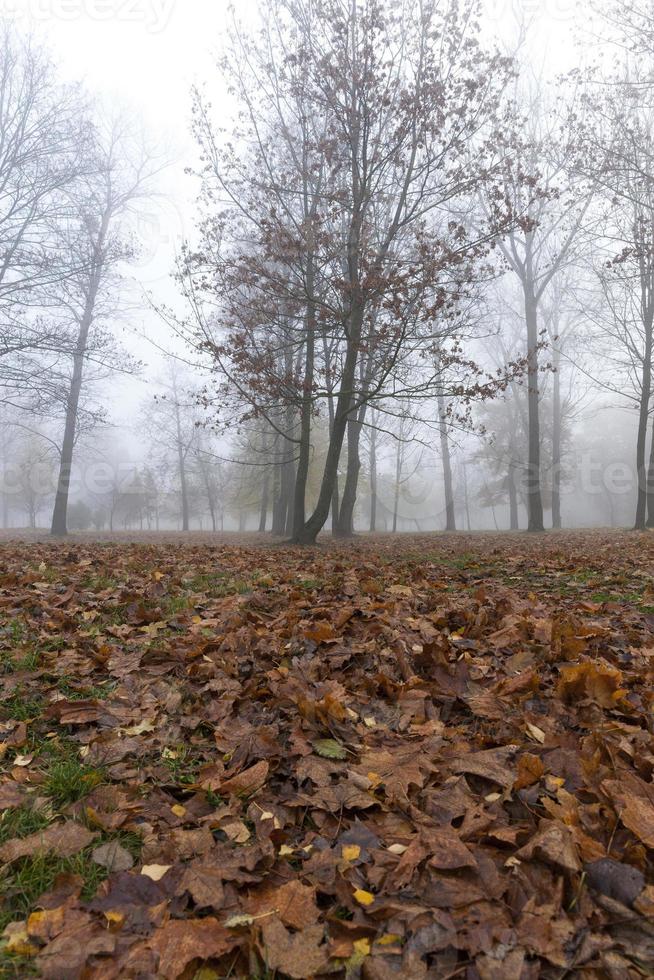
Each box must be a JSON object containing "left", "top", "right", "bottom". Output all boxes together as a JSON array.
[
  {"left": 122, "top": 719, "right": 156, "bottom": 736},
  {"left": 2, "top": 921, "right": 39, "bottom": 957},
  {"left": 377, "top": 934, "right": 402, "bottom": 946},
  {"left": 171, "top": 804, "right": 186, "bottom": 817},
  {"left": 353, "top": 888, "right": 375, "bottom": 906},
  {"left": 342, "top": 844, "right": 361, "bottom": 861},
  {"left": 140, "top": 864, "right": 171, "bottom": 881},
  {"left": 279, "top": 844, "right": 294, "bottom": 857},
  {"left": 353, "top": 938, "right": 371, "bottom": 956},
  {"left": 526, "top": 722, "right": 546, "bottom": 743},
  {"left": 387, "top": 843, "right": 407, "bottom": 855},
  {"left": 104, "top": 910, "right": 125, "bottom": 928}
]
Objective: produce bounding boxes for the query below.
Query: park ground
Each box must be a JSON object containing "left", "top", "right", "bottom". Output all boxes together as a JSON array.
[{"left": 0, "top": 530, "right": 653, "bottom": 977}]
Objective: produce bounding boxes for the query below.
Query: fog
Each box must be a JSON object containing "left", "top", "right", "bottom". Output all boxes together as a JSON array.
[{"left": 1, "top": 0, "right": 652, "bottom": 539}]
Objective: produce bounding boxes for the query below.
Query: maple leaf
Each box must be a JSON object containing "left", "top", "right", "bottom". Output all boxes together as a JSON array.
[
  {"left": 146, "top": 918, "right": 234, "bottom": 978},
  {"left": 557, "top": 661, "right": 628, "bottom": 708},
  {"left": 259, "top": 917, "right": 328, "bottom": 978}
]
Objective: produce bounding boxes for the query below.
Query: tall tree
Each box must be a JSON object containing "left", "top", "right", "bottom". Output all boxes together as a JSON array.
[
  {"left": 181, "top": 0, "right": 524, "bottom": 543},
  {"left": 0, "top": 28, "right": 88, "bottom": 408},
  {"left": 494, "top": 84, "right": 594, "bottom": 531},
  {"left": 50, "top": 118, "right": 158, "bottom": 535}
]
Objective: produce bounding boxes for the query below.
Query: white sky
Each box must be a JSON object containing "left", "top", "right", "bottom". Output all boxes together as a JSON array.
[{"left": 4, "top": 0, "right": 587, "bottom": 442}]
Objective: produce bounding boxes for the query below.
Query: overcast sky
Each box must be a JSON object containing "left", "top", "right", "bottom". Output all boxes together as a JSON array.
[{"left": 5, "top": 0, "right": 587, "bottom": 445}]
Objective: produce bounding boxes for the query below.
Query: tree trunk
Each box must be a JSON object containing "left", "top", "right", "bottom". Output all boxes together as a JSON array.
[
  {"left": 635, "top": 343, "right": 651, "bottom": 529},
  {"left": 259, "top": 464, "right": 270, "bottom": 533},
  {"left": 438, "top": 391, "right": 456, "bottom": 531},
  {"left": 295, "top": 301, "right": 365, "bottom": 544},
  {"left": 322, "top": 335, "right": 340, "bottom": 535},
  {"left": 392, "top": 437, "right": 402, "bottom": 533},
  {"left": 292, "top": 277, "right": 316, "bottom": 537},
  {"left": 283, "top": 458, "right": 296, "bottom": 537},
  {"left": 508, "top": 462, "right": 519, "bottom": 530},
  {"left": 524, "top": 280, "right": 545, "bottom": 531},
  {"left": 551, "top": 341, "right": 562, "bottom": 529},
  {"left": 51, "top": 208, "right": 110, "bottom": 537},
  {"left": 646, "top": 413, "right": 654, "bottom": 527},
  {"left": 174, "top": 400, "right": 190, "bottom": 532},
  {"left": 335, "top": 405, "right": 364, "bottom": 537},
  {"left": 51, "top": 287, "right": 97, "bottom": 535},
  {"left": 271, "top": 436, "right": 286, "bottom": 535},
  {"left": 462, "top": 460, "right": 471, "bottom": 531},
  {"left": 369, "top": 422, "right": 377, "bottom": 533}
]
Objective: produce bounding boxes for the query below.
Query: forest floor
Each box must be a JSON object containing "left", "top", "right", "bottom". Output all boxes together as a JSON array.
[{"left": 0, "top": 530, "right": 653, "bottom": 978}]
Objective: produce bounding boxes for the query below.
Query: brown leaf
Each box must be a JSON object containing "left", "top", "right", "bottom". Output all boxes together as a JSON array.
[
  {"left": 516, "top": 820, "right": 580, "bottom": 872},
  {"left": 177, "top": 861, "right": 225, "bottom": 910},
  {"left": 449, "top": 745, "right": 518, "bottom": 788},
  {"left": 0, "top": 781, "right": 25, "bottom": 810},
  {"left": 514, "top": 752, "right": 544, "bottom": 790},
  {"left": 248, "top": 880, "right": 319, "bottom": 929},
  {"left": 91, "top": 840, "right": 134, "bottom": 872},
  {"left": 147, "top": 917, "right": 233, "bottom": 978},
  {"left": 219, "top": 759, "right": 269, "bottom": 796},
  {"left": 260, "top": 916, "right": 328, "bottom": 978},
  {"left": 0, "top": 822, "right": 96, "bottom": 863},
  {"left": 603, "top": 776, "right": 654, "bottom": 849},
  {"left": 557, "top": 662, "right": 627, "bottom": 708},
  {"left": 585, "top": 858, "right": 645, "bottom": 907}
]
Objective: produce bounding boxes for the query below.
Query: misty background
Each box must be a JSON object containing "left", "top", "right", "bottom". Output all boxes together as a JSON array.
[{"left": 0, "top": 0, "right": 650, "bottom": 537}]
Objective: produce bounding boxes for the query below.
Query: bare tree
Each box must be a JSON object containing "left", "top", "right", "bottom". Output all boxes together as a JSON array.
[
  {"left": 0, "top": 28, "right": 88, "bottom": 400},
  {"left": 50, "top": 117, "right": 161, "bottom": 535},
  {"left": 494, "top": 81, "right": 595, "bottom": 531}
]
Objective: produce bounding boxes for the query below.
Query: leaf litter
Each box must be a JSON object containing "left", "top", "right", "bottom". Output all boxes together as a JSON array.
[{"left": 0, "top": 530, "right": 652, "bottom": 976}]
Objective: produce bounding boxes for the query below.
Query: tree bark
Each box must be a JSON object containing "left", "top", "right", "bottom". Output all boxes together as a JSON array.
[
  {"left": 438, "top": 390, "right": 456, "bottom": 531},
  {"left": 462, "top": 459, "right": 472, "bottom": 531},
  {"left": 524, "top": 276, "right": 545, "bottom": 531},
  {"left": 551, "top": 340, "right": 562, "bottom": 529},
  {"left": 635, "top": 337, "right": 652, "bottom": 529},
  {"left": 50, "top": 281, "right": 98, "bottom": 535},
  {"left": 295, "top": 301, "right": 365, "bottom": 544},
  {"left": 173, "top": 397, "right": 190, "bottom": 532},
  {"left": 508, "top": 462, "right": 519, "bottom": 530},
  {"left": 335, "top": 403, "right": 365, "bottom": 537},
  {"left": 392, "top": 435, "right": 402, "bottom": 533},
  {"left": 369, "top": 422, "right": 377, "bottom": 533},
  {"left": 646, "top": 401, "right": 654, "bottom": 527},
  {"left": 291, "top": 273, "right": 316, "bottom": 537},
  {"left": 259, "top": 463, "right": 270, "bottom": 532}
]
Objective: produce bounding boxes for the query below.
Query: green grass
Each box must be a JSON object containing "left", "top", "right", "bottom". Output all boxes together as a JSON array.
[
  {"left": 79, "top": 573, "right": 120, "bottom": 591},
  {"left": 0, "top": 807, "right": 143, "bottom": 959},
  {"left": 160, "top": 594, "right": 192, "bottom": 616},
  {"left": 296, "top": 577, "right": 326, "bottom": 590},
  {"left": 0, "top": 689, "right": 43, "bottom": 722},
  {"left": 183, "top": 573, "right": 252, "bottom": 597},
  {"left": 56, "top": 677, "right": 116, "bottom": 701},
  {"left": 43, "top": 757, "right": 104, "bottom": 807},
  {"left": 162, "top": 744, "right": 201, "bottom": 787},
  {"left": 0, "top": 807, "right": 51, "bottom": 847}
]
